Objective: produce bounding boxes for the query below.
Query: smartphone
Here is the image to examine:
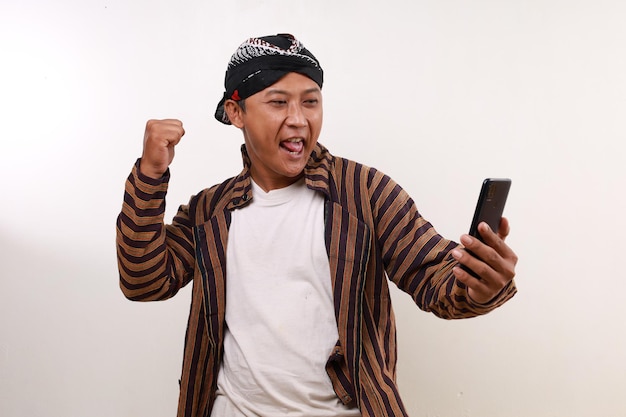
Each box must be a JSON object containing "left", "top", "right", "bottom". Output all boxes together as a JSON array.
[
  {"left": 468, "top": 178, "right": 511, "bottom": 241},
  {"left": 462, "top": 178, "right": 511, "bottom": 277}
]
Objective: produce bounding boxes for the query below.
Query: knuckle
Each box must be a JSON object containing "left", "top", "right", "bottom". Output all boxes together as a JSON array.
[
  {"left": 485, "top": 249, "right": 499, "bottom": 265},
  {"left": 145, "top": 120, "right": 160, "bottom": 135},
  {"left": 473, "top": 262, "right": 489, "bottom": 279},
  {"left": 506, "top": 262, "right": 516, "bottom": 279},
  {"left": 492, "top": 236, "right": 505, "bottom": 251}
]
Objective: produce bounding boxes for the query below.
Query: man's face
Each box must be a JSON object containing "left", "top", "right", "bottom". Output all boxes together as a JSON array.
[{"left": 226, "top": 72, "right": 323, "bottom": 192}]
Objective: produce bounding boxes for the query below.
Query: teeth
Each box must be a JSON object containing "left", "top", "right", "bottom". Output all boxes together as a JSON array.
[{"left": 285, "top": 138, "right": 303, "bottom": 142}]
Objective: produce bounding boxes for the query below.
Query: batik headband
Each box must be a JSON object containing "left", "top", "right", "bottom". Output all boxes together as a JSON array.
[{"left": 214, "top": 33, "right": 324, "bottom": 125}]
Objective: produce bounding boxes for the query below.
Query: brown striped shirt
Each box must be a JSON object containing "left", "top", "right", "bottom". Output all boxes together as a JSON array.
[{"left": 116, "top": 143, "right": 516, "bottom": 417}]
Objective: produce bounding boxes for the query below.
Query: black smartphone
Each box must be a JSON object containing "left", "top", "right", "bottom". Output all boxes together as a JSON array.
[
  {"left": 468, "top": 178, "right": 511, "bottom": 241},
  {"left": 462, "top": 178, "right": 511, "bottom": 277}
]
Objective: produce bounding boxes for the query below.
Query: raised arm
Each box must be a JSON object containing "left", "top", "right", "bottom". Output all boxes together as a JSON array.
[{"left": 116, "top": 119, "right": 195, "bottom": 301}]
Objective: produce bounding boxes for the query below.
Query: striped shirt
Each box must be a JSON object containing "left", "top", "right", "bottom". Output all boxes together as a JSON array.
[{"left": 116, "top": 143, "right": 516, "bottom": 417}]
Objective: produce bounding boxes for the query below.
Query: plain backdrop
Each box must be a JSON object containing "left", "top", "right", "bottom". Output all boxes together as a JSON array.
[{"left": 1, "top": 1, "right": 625, "bottom": 416}]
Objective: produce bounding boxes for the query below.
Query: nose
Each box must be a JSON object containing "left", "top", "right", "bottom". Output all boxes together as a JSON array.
[{"left": 286, "top": 102, "right": 307, "bottom": 127}]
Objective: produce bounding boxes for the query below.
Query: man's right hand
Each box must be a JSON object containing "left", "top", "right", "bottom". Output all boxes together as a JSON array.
[{"left": 139, "top": 119, "right": 185, "bottom": 179}]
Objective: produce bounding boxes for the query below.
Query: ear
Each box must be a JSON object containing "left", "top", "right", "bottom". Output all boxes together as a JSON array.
[{"left": 224, "top": 100, "right": 245, "bottom": 128}]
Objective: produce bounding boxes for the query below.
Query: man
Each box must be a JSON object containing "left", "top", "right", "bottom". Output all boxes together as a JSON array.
[{"left": 116, "top": 33, "right": 517, "bottom": 417}]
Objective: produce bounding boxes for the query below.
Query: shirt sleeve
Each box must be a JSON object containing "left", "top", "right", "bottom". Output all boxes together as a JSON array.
[
  {"left": 373, "top": 173, "right": 516, "bottom": 319},
  {"left": 116, "top": 159, "right": 196, "bottom": 301}
]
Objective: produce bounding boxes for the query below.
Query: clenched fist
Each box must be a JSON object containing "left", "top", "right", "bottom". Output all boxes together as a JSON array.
[{"left": 139, "top": 119, "right": 185, "bottom": 179}]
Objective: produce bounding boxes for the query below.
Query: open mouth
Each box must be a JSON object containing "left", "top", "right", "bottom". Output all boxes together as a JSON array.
[{"left": 280, "top": 138, "right": 304, "bottom": 155}]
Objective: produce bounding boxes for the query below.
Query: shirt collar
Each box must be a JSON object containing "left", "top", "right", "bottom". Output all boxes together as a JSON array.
[{"left": 226, "top": 142, "right": 334, "bottom": 210}]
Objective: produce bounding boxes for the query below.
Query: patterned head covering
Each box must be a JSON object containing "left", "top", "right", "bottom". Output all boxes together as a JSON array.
[{"left": 215, "top": 33, "right": 324, "bottom": 124}]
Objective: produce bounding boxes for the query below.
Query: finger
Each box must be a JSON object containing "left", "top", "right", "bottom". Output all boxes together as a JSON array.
[
  {"left": 145, "top": 119, "right": 185, "bottom": 144},
  {"left": 147, "top": 118, "right": 183, "bottom": 127},
  {"left": 474, "top": 222, "right": 515, "bottom": 263},
  {"left": 452, "top": 247, "right": 512, "bottom": 303},
  {"left": 452, "top": 265, "right": 494, "bottom": 303},
  {"left": 453, "top": 265, "right": 481, "bottom": 288},
  {"left": 160, "top": 119, "right": 185, "bottom": 144},
  {"left": 497, "top": 217, "right": 510, "bottom": 240},
  {"left": 140, "top": 119, "right": 185, "bottom": 178},
  {"left": 160, "top": 118, "right": 183, "bottom": 125},
  {"left": 459, "top": 233, "right": 513, "bottom": 279},
  {"left": 452, "top": 246, "right": 495, "bottom": 280}
]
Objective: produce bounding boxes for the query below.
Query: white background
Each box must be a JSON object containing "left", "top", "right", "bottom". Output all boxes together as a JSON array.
[{"left": 1, "top": 1, "right": 625, "bottom": 416}]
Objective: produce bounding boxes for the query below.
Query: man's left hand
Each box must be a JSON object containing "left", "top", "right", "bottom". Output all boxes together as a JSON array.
[{"left": 451, "top": 217, "right": 518, "bottom": 304}]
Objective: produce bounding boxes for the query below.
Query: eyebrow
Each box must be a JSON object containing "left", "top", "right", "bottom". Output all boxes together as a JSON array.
[{"left": 264, "top": 87, "right": 321, "bottom": 96}]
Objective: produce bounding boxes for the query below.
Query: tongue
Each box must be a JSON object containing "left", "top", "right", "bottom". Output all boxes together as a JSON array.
[{"left": 282, "top": 140, "right": 303, "bottom": 153}]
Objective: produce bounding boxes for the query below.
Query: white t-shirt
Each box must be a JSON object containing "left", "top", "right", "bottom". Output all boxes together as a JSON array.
[{"left": 211, "top": 178, "right": 360, "bottom": 417}]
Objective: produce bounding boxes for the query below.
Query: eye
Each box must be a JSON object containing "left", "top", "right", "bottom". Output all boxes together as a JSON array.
[
  {"left": 303, "top": 99, "right": 319, "bottom": 106},
  {"left": 270, "top": 100, "right": 287, "bottom": 106}
]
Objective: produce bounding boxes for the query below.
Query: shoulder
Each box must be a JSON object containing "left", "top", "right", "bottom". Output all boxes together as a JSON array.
[
  {"left": 330, "top": 153, "right": 404, "bottom": 200},
  {"left": 185, "top": 174, "right": 243, "bottom": 223},
  {"left": 313, "top": 143, "right": 388, "bottom": 189},
  {"left": 321, "top": 148, "right": 412, "bottom": 221}
]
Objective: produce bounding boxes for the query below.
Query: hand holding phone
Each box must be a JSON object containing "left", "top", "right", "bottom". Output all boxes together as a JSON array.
[{"left": 463, "top": 178, "right": 511, "bottom": 277}]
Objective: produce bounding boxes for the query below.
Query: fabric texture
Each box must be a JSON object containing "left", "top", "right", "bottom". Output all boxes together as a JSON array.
[
  {"left": 214, "top": 33, "right": 324, "bottom": 125},
  {"left": 212, "top": 178, "right": 359, "bottom": 416},
  {"left": 116, "top": 143, "right": 517, "bottom": 417}
]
